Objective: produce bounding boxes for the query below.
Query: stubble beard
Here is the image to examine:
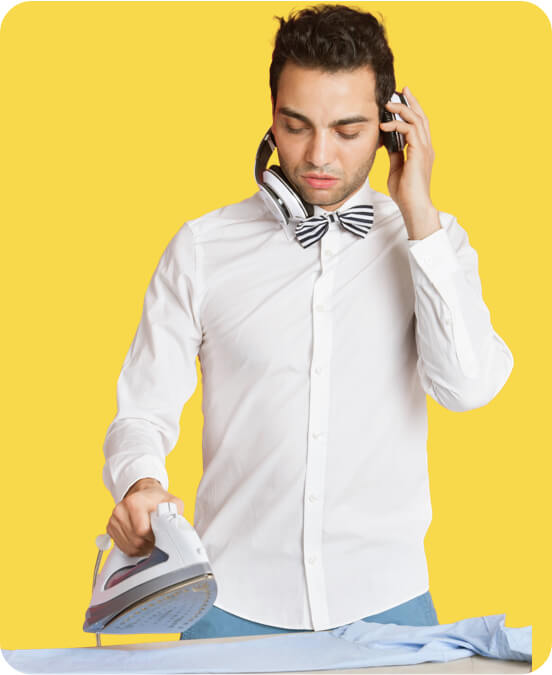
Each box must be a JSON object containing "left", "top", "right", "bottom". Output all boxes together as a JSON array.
[{"left": 279, "top": 151, "right": 377, "bottom": 209}]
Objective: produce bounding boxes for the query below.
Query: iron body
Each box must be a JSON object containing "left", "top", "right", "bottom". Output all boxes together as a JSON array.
[{"left": 83, "top": 502, "right": 217, "bottom": 634}]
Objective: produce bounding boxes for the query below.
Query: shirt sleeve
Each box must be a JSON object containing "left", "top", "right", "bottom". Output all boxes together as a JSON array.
[
  {"left": 406, "top": 213, "right": 513, "bottom": 412},
  {"left": 102, "top": 223, "right": 203, "bottom": 504}
]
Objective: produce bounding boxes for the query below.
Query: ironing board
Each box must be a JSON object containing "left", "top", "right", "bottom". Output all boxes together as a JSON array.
[
  {"left": 101, "top": 634, "right": 531, "bottom": 673},
  {"left": 3, "top": 615, "right": 532, "bottom": 674}
]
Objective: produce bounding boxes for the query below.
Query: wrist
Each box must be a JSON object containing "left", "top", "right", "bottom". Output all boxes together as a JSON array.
[
  {"left": 404, "top": 204, "right": 441, "bottom": 240},
  {"left": 125, "top": 477, "right": 162, "bottom": 497}
]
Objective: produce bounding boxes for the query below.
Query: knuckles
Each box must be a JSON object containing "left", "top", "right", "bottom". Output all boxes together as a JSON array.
[{"left": 112, "top": 502, "right": 125, "bottom": 519}]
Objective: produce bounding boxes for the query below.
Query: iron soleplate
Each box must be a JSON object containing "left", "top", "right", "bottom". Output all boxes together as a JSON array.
[{"left": 100, "top": 573, "right": 216, "bottom": 634}]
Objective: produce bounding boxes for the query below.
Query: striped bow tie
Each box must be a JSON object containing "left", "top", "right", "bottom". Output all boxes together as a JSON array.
[{"left": 295, "top": 204, "right": 374, "bottom": 248}]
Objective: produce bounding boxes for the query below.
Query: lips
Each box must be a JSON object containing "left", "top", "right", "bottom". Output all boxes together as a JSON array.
[{"left": 303, "top": 174, "right": 339, "bottom": 189}]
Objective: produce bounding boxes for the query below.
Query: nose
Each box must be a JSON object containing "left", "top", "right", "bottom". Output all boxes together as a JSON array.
[{"left": 304, "top": 129, "right": 335, "bottom": 169}]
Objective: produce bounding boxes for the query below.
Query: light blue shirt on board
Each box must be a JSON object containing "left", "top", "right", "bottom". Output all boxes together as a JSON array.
[{"left": 3, "top": 613, "right": 531, "bottom": 673}]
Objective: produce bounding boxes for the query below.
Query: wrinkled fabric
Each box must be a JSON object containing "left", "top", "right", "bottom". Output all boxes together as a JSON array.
[{"left": 3, "top": 614, "right": 531, "bottom": 673}]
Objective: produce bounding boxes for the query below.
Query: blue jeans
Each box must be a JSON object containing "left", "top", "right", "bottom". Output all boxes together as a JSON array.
[{"left": 179, "top": 590, "right": 438, "bottom": 639}]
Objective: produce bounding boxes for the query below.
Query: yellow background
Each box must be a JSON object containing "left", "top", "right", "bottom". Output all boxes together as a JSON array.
[{"left": 0, "top": 0, "right": 550, "bottom": 670}]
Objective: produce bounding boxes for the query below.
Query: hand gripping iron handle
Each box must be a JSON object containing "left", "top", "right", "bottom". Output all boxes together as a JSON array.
[{"left": 94, "top": 502, "right": 191, "bottom": 590}]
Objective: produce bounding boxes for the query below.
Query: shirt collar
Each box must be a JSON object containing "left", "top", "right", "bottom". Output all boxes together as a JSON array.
[{"left": 279, "top": 176, "right": 375, "bottom": 241}]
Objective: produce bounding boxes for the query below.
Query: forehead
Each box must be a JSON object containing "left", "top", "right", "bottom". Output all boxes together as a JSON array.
[{"left": 275, "top": 62, "right": 378, "bottom": 119}]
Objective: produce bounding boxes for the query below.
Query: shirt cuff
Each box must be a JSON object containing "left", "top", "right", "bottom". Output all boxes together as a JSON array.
[{"left": 104, "top": 455, "right": 169, "bottom": 505}]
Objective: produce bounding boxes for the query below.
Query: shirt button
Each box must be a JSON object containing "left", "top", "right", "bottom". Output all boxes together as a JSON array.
[
  {"left": 314, "top": 366, "right": 323, "bottom": 375},
  {"left": 315, "top": 304, "right": 325, "bottom": 312},
  {"left": 323, "top": 249, "right": 334, "bottom": 258},
  {"left": 309, "top": 494, "right": 318, "bottom": 503},
  {"left": 308, "top": 556, "right": 317, "bottom": 565},
  {"left": 312, "top": 431, "right": 325, "bottom": 440}
]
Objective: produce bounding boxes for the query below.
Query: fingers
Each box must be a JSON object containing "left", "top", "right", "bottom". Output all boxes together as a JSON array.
[
  {"left": 105, "top": 482, "right": 186, "bottom": 557},
  {"left": 107, "top": 499, "right": 155, "bottom": 556},
  {"left": 106, "top": 517, "right": 134, "bottom": 556},
  {"left": 384, "top": 87, "right": 431, "bottom": 146},
  {"left": 404, "top": 87, "right": 431, "bottom": 142},
  {"left": 401, "top": 86, "right": 427, "bottom": 124},
  {"left": 380, "top": 118, "right": 425, "bottom": 150},
  {"left": 106, "top": 505, "right": 135, "bottom": 554},
  {"left": 126, "top": 493, "right": 155, "bottom": 539}
]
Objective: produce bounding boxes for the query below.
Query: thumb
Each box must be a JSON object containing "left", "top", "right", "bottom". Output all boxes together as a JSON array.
[{"left": 168, "top": 495, "right": 185, "bottom": 515}]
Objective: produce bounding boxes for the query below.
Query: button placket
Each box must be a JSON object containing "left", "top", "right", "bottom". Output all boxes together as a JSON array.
[{"left": 303, "top": 239, "right": 337, "bottom": 630}]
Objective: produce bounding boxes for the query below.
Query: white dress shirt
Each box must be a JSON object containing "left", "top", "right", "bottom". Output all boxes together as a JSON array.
[{"left": 102, "top": 178, "right": 513, "bottom": 631}]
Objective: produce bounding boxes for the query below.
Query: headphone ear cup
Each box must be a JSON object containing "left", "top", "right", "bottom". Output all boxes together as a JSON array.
[
  {"left": 258, "top": 183, "right": 289, "bottom": 226},
  {"left": 253, "top": 128, "right": 315, "bottom": 223},
  {"left": 267, "top": 164, "right": 291, "bottom": 186},
  {"left": 264, "top": 166, "right": 314, "bottom": 219}
]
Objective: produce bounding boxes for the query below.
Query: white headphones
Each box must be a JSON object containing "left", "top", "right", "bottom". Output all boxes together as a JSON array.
[{"left": 254, "top": 129, "right": 314, "bottom": 226}]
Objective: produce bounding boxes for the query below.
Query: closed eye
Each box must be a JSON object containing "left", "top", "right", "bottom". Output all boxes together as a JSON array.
[
  {"left": 335, "top": 124, "right": 363, "bottom": 139},
  {"left": 285, "top": 125, "right": 306, "bottom": 134},
  {"left": 337, "top": 131, "right": 360, "bottom": 139}
]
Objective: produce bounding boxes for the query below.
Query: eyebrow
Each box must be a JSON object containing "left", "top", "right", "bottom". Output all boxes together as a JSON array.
[{"left": 279, "top": 107, "right": 370, "bottom": 127}]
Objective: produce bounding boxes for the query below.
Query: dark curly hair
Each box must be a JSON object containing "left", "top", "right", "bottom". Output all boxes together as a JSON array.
[{"left": 269, "top": 4, "right": 396, "bottom": 113}]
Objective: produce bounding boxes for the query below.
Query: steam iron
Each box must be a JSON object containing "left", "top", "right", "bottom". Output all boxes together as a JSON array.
[{"left": 83, "top": 502, "right": 217, "bottom": 636}]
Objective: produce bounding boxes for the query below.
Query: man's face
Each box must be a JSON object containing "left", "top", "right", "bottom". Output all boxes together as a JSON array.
[{"left": 271, "top": 62, "right": 382, "bottom": 211}]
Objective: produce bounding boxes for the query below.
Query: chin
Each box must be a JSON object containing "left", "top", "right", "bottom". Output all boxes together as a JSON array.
[{"left": 302, "top": 188, "right": 349, "bottom": 208}]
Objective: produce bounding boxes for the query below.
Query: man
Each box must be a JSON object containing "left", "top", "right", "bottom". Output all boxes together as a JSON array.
[{"left": 103, "top": 5, "right": 513, "bottom": 638}]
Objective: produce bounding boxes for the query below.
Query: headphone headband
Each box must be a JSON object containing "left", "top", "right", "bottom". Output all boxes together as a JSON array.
[{"left": 254, "top": 130, "right": 276, "bottom": 184}]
